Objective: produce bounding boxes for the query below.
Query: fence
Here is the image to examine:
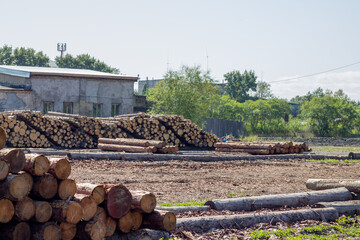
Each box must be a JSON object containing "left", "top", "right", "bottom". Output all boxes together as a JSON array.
[{"left": 204, "top": 118, "right": 244, "bottom": 138}]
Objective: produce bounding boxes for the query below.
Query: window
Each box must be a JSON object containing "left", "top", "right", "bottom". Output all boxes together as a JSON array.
[
  {"left": 93, "top": 103, "right": 102, "bottom": 117},
  {"left": 111, "top": 104, "right": 120, "bottom": 117},
  {"left": 63, "top": 102, "right": 73, "bottom": 114},
  {"left": 43, "top": 102, "right": 54, "bottom": 114}
]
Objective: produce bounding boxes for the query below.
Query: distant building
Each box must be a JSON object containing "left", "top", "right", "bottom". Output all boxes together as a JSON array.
[{"left": 0, "top": 65, "right": 137, "bottom": 117}]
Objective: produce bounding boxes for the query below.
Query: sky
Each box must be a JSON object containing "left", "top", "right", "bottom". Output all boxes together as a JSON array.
[{"left": 1, "top": 0, "right": 360, "bottom": 101}]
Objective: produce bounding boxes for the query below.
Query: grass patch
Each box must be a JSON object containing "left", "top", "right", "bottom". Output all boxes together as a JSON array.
[
  {"left": 159, "top": 200, "right": 205, "bottom": 207},
  {"left": 309, "top": 158, "right": 360, "bottom": 164},
  {"left": 249, "top": 216, "right": 360, "bottom": 239},
  {"left": 312, "top": 146, "right": 360, "bottom": 152},
  {"left": 228, "top": 190, "right": 253, "bottom": 198}
]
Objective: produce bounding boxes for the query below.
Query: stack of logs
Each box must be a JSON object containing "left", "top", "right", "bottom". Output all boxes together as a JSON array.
[
  {"left": 98, "top": 138, "right": 179, "bottom": 154},
  {"left": 0, "top": 135, "right": 176, "bottom": 239},
  {"left": 215, "top": 141, "right": 311, "bottom": 155},
  {"left": 0, "top": 110, "right": 218, "bottom": 149}
]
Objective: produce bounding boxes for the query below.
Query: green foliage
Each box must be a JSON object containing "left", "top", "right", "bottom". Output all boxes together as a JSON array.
[
  {"left": 209, "top": 95, "right": 243, "bottom": 121},
  {"left": 249, "top": 229, "right": 270, "bottom": 239},
  {"left": 159, "top": 201, "right": 205, "bottom": 207},
  {"left": 300, "top": 95, "right": 358, "bottom": 137},
  {"left": 224, "top": 70, "right": 257, "bottom": 102},
  {"left": 255, "top": 81, "right": 274, "bottom": 99},
  {"left": 0, "top": 45, "right": 50, "bottom": 67},
  {"left": 147, "top": 65, "right": 219, "bottom": 125},
  {"left": 55, "top": 54, "right": 119, "bottom": 73}
]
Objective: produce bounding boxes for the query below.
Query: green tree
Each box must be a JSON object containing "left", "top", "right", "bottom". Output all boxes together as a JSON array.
[
  {"left": 224, "top": 70, "right": 257, "bottom": 102},
  {"left": 255, "top": 81, "right": 274, "bottom": 99},
  {"left": 147, "top": 65, "right": 219, "bottom": 125},
  {"left": 0, "top": 45, "right": 49, "bottom": 67},
  {"left": 55, "top": 54, "right": 119, "bottom": 73},
  {"left": 290, "top": 87, "right": 325, "bottom": 104},
  {"left": 300, "top": 95, "right": 358, "bottom": 137}
]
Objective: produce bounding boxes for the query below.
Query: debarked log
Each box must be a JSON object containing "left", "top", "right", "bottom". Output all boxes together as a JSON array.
[{"left": 306, "top": 179, "right": 360, "bottom": 193}]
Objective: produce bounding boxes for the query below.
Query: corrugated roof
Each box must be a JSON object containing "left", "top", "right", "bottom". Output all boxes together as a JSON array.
[
  {"left": 0, "top": 85, "right": 31, "bottom": 93},
  {"left": 0, "top": 65, "right": 137, "bottom": 81}
]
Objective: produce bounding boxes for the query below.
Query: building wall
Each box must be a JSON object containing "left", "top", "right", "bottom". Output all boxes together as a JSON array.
[
  {"left": 0, "top": 75, "right": 134, "bottom": 117},
  {"left": 0, "top": 73, "right": 29, "bottom": 86}
]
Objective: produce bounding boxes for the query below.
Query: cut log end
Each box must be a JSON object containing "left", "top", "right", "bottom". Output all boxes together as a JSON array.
[
  {"left": 0, "top": 199, "right": 14, "bottom": 223},
  {"left": 49, "top": 158, "right": 71, "bottom": 180},
  {"left": 35, "top": 201, "right": 52, "bottom": 223},
  {"left": 15, "top": 197, "right": 35, "bottom": 221},
  {"left": 58, "top": 179, "right": 76, "bottom": 200},
  {"left": 60, "top": 222, "right": 77, "bottom": 240}
]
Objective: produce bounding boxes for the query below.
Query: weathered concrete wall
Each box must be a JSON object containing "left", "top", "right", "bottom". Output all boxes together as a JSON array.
[
  {"left": 0, "top": 92, "right": 35, "bottom": 111},
  {"left": 0, "top": 73, "right": 29, "bottom": 86}
]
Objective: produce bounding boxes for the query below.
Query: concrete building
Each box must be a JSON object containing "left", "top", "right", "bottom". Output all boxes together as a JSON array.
[{"left": 0, "top": 65, "right": 137, "bottom": 117}]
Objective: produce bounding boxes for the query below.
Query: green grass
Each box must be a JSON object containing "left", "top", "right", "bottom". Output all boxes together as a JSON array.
[
  {"left": 312, "top": 146, "right": 360, "bottom": 152},
  {"left": 309, "top": 158, "right": 360, "bottom": 164},
  {"left": 159, "top": 200, "right": 205, "bottom": 207},
  {"left": 249, "top": 216, "right": 360, "bottom": 239},
  {"left": 228, "top": 190, "right": 253, "bottom": 198}
]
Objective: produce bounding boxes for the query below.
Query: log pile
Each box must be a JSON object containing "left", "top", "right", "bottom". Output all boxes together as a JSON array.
[
  {"left": 215, "top": 141, "right": 311, "bottom": 155},
  {"left": 0, "top": 130, "right": 176, "bottom": 239},
  {"left": 98, "top": 138, "right": 179, "bottom": 154},
  {"left": 0, "top": 111, "right": 217, "bottom": 149}
]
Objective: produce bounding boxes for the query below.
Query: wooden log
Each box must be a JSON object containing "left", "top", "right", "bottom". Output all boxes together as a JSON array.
[
  {"left": 60, "top": 222, "right": 77, "bottom": 240},
  {"left": 177, "top": 207, "right": 339, "bottom": 233},
  {"left": 98, "top": 143, "right": 154, "bottom": 153},
  {"left": 0, "top": 126, "right": 6, "bottom": 150},
  {"left": 48, "top": 157, "right": 71, "bottom": 180},
  {"left": 215, "top": 142, "right": 272, "bottom": 149},
  {"left": 0, "top": 174, "right": 30, "bottom": 201},
  {"left": 0, "top": 148, "right": 26, "bottom": 173},
  {"left": 93, "top": 206, "right": 107, "bottom": 223},
  {"left": 76, "top": 220, "right": 106, "bottom": 240},
  {"left": 31, "top": 222, "right": 61, "bottom": 240},
  {"left": 156, "top": 205, "right": 211, "bottom": 213},
  {"left": 131, "top": 210, "right": 143, "bottom": 231},
  {"left": 34, "top": 201, "right": 52, "bottom": 223},
  {"left": 103, "top": 184, "right": 132, "bottom": 218},
  {"left": 14, "top": 196, "right": 35, "bottom": 221},
  {"left": 131, "top": 190, "right": 157, "bottom": 213},
  {"left": 0, "top": 159, "right": 9, "bottom": 181},
  {"left": 215, "top": 148, "right": 270, "bottom": 155},
  {"left": 24, "top": 153, "right": 50, "bottom": 176},
  {"left": 51, "top": 200, "right": 83, "bottom": 224},
  {"left": 306, "top": 179, "right": 360, "bottom": 193},
  {"left": 118, "top": 211, "right": 134, "bottom": 233},
  {"left": 142, "top": 210, "right": 176, "bottom": 232},
  {"left": 57, "top": 179, "right": 76, "bottom": 200},
  {"left": 105, "top": 216, "right": 117, "bottom": 237},
  {"left": 73, "top": 193, "right": 97, "bottom": 221},
  {"left": 18, "top": 171, "right": 33, "bottom": 190},
  {"left": 0, "top": 221, "right": 31, "bottom": 240},
  {"left": 108, "top": 229, "right": 170, "bottom": 240},
  {"left": 314, "top": 200, "right": 360, "bottom": 216},
  {"left": 205, "top": 187, "right": 353, "bottom": 211},
  {"left": 76, "top": 183, "right": 106, "bottom": 205},
  {"left": 99, "top": 138, "right": 150, "bottom": 147},
  {"left": 0, "top": 198, "right": 14, "bottom": 223},
  {"left": 31, "top": 173, "right": 58, "bottom": 199}
]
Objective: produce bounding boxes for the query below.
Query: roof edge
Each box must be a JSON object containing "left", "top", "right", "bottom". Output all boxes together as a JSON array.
[
  {"left": 30, "top": 72, "right": 138, "bottom": 81},
  {"left": 0, "top": 67, "right": 30, "bottom": 78}
]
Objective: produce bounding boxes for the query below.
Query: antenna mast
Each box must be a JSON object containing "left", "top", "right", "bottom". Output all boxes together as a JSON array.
[{"left": 57, "top": 43, "right": 67, "bottom": 58}]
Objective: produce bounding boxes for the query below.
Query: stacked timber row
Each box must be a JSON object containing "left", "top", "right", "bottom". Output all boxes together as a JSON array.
[
  {"left": 0, "top": 110, "right": 217, "bottom": 149},
  {"left": 98, "top": 138, "right": 179, "bottom": 154},
  {"left": 215, "top": 141, "right": 311, "bottom": 155}
]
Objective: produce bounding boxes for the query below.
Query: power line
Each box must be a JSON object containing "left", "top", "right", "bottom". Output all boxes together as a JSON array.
[{"left": 269, "top": 60, "right": 360, "bottom": 84}]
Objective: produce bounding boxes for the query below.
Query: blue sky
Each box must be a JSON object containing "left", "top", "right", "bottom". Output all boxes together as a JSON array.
[{"left": 1, "top": 1, "right": 360, "bottom": 100}]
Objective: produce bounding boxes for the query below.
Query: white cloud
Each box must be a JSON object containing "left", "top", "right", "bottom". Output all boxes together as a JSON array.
[{"left": 270, "top": 71, "right": 360, "bottom": 101}]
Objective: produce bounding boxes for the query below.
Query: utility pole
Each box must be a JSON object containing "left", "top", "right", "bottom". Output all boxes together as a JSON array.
[{"left": 57, "top": 43, "right": 67, "bottom": 57}]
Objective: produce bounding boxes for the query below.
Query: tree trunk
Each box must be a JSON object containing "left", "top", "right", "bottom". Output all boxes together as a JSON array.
[
  {"left": 76, "top": 220, "right": 106, "bottom": 240},
  {"left": 50, "top": 200, "right": 83, "bottom": 224},
  {"left": 60, "top": 222, "right": 77, "bottom": 240},
  {"left": 0, "top": 198, "right": 14, "bottom": 223},
  {"left": 142, "top": 210, "right": 176, "bottom": 232},
  {"left": 14, "top": 196, "right": 35, "bottom": 221},
  {"left": 98, "top": 143, "right": 154, "bottom": 153},
  {"left": 73, "top": 193, "right": 97, "bottom": 221},
  {"left": 0, "top": 127, "right": 6, "bottom": 150},
  {"left": 92, "top": 206, "right": 107, "bottom": 223},
  {"left": 155, "top": 205, "right": 211, "bottom": 213},
  {"left": 0, "top": 159, "right": 9, "bottom": 181},
  {"left": 48, "top": 157, "right": 71, "bottom": 180},
  {"left": 0, "top": 221, "right": 31, "bottom": 240},
  {"left": 0, "top": 148, "right": 26, "bottom": 173},
  {"left": 177, "top": 207, "right": 339, "bottom": 233},
  {"left": 34, "top": 201, "right": 52, "bottom": 223},
  {"left": 215, "top": 148, "right": 270, "bottom": 155},
  {"left": 0, "top": 174, "right": 30, "bottom": 201},
  {"left": 205, "top": 187, "right": 352, "bottom": 211},
  {"left": 18, "top": 171, "right": 33, "bottom": 190},
  {"left": 57, "top": 179, "right": 76, "bottom": 200},
  {"left": 23, "top": 153, "right": 50, "bottom": 176},
  {"left": 99, "top": 138, "right": 150, "bottom": 147},
  {"left": 314, "top": 200, "right": 360, "bottom": 216},
  {"left": 103, "top": 184, "right": 132, "bottom": 219},
  {"left": 131, "top": 190, "right": 156, "bottom": 213},
  {"left": 30, "top": 222, "right": 61, "bottom": 240},
  {"left": 306, "top": 179, "right": 360, "bottom": 193},
  {"left": 105, "top": 216, "right": 117, "bottom": 237},
  {"left": 215, "top": 142, "right": 272, "bottom": 149},
  {"left": 131, "top": 210, "right": 143, "bottom": 231},
  {"left": 118, "top": 211, "right": 134, "bottom": 233},
  {"left": 31, "top": 173, "right": 58, "bottom": 200},
  {"left": 76, "top": 183, "right": 106, "bottom": 205}
]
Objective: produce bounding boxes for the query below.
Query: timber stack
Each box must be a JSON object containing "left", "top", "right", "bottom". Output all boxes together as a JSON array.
[
  {"left": 98, "top": 137, "right": 179, "bottom": 154},
  {"left": 215, "top": 141, "right": 311, "bottom": 155},
  {"left": 0, "top": 128, "right": 176, "bottom": 239},
  {"left": 0, "top": 110, "right": 217, "bottom": 149}
]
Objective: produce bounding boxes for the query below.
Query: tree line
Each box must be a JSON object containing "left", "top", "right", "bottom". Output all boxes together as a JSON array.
[{"left": 146, "top": 65, "right": 360, "bottom": 138}]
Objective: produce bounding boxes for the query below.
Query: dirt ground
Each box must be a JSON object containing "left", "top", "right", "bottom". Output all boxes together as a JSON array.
[{"left": 70, "top": 158, "right": 360, "bottom": 204}]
